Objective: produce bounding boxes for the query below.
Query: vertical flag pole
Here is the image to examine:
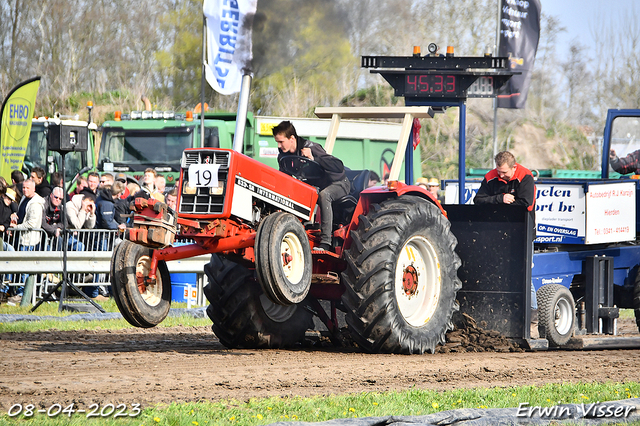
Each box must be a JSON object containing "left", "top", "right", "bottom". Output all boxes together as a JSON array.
[
  {"left": 200, "top": 14, "right": 207, "bottom": 148},
  {"left": 233, "top": 73, "right": 252, "bottom": 153},
  {"left": 492, "top": 0, "right": 502, "bottom": 162}
]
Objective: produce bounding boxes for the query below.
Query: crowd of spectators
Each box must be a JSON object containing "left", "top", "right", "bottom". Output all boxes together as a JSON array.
[{"left": 0, "top": 168, "right": 176, "bottom": 304}]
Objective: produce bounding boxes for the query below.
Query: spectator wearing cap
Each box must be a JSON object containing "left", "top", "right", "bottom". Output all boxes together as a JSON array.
[
  {"left": 416, "top": 177, "right": 443, "bottom": 202},
  {"left": 426, "top": 178, "right": 440, "bottom": 198},
  {"left": 415, "top": 177, "right": 429, "bottom": 189},
  {"left": 114, "top": 173, "right": 131, "bottom": 199}
]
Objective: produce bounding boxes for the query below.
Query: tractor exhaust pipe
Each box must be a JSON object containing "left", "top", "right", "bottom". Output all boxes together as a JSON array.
[{"left": 233, "top": 73, "right": 252, "bottom": 153}]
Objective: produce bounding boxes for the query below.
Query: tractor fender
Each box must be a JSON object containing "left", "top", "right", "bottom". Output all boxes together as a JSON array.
[{"left": 342, "top": 182, "right": 445, "bottom": 251}]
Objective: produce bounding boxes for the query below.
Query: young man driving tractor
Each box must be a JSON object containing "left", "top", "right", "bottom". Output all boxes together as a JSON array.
[{"left": 272, "top": 120, "right": 350, "bottom": 252}]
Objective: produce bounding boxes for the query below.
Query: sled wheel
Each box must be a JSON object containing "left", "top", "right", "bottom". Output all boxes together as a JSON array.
[
  {"left": 111, "top": 240, "right": 171, "bottom": 328},
  {"left": 255, "top": 212, "right": 312, "bottom": 305},
  {"left": 341, "top": 195, "right": 462, "bottom": 354},
  {"left": 110, "top": 240, "right": 143, "bottom": 328},
  {"left": 204, "top": 254, "right": 314, "bottom": 349},
  {"left": 537, "top": 284, "right": 575, "bottom": 346},
  {"left": 633, "top": 270, "right": 640, "bottom": 332}
]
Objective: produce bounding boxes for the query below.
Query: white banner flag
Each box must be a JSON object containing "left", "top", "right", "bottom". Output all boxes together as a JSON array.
[{"left": 203, "top": 0, "right": 258, "bottom": 95}]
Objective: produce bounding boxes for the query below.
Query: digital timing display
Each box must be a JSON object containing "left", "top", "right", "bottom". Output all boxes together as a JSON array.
[{"left": 404, "top": 74, "right": 457, "bottom": 96}]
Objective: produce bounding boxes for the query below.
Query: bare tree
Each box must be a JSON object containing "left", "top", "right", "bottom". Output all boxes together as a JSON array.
[{"left": 561, "top": 42, "right": 594, "bottom": 124}]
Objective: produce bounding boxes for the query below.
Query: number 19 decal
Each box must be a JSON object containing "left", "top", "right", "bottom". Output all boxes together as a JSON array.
[{"left": 188, "top": 164, "right": 221, "bottom": 187}]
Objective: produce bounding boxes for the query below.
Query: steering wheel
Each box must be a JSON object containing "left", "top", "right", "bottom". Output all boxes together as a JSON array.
[{"left": 278, "top": 156, "right": 324, "bottom": 184}]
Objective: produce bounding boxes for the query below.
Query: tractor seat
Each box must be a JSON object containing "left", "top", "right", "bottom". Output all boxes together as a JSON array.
[{"left": 333, "top": 169, "right": 370, "bottom": 226}]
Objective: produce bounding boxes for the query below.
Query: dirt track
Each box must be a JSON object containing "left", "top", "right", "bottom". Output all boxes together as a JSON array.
[{"left": 1, "top": 317, "right": 639, "bottom": 412}]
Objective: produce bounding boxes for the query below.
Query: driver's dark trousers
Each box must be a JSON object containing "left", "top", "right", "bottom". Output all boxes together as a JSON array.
[{"left": 318, "top": 176, "right": 351, "bottom": 246}]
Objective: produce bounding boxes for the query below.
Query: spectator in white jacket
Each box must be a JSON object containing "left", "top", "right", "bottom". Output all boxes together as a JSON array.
[
  {"left": 9, "top": 179, "right": 45, "bottom": 298},
  {"left": 66, "top": 193, "right": 96, "bottom": 230},
  {"left": 11, "top": 179, "right": 45, "bottom": 250}
]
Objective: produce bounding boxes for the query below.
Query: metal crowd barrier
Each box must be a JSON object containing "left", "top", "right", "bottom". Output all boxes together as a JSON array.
[{"left": 0, "top": 229, "right": 210, "bottom": 305}]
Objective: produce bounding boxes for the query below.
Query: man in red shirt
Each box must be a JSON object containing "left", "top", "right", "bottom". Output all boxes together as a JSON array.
[
  {"left": 474, "top": 151, "right": 535, "bottom": 219},
  {"left": 474, "top": 151, "right": 538, "bottom": 335}
]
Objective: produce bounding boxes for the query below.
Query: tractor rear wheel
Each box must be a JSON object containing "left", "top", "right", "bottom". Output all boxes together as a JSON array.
[
  {"left": 341, "top": 195, "right": 462, "bottom": 354},
  {"left": 537, "top": 284, "right": 575, "bottom": 346},
  {"left": 110, "top": 240, "right": 172, "bottom": 328},
  {"left": 204, "top": 254, "right": 314, "bottom": 349}
]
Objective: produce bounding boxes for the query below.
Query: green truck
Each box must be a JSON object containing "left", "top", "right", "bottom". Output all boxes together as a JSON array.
[{"left": 97, "top": 111, "right": 420, "bottom": 186}]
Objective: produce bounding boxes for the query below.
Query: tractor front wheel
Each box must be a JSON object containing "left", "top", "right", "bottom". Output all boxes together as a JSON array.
[
  {"left": 341, "top": 195, "right": 462, "bottom": 354},
  {"left": 255, "top": 212, "right": 312, "bottom": 306},
  {"left": 204, "top": 254, "right": 314, "bottom": 349},
  {"left": 110, "top": 240, "right": 172, "bottom": 328}
]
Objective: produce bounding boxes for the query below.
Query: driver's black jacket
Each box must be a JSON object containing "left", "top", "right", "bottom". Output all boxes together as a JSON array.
[{"left": 278, "top": 136, "right": 346, "bottom": 189}]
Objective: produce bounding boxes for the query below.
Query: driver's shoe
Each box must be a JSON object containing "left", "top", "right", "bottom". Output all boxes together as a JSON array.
[{"left": 313, "top": 243, "right": 333, "bottom": 253}]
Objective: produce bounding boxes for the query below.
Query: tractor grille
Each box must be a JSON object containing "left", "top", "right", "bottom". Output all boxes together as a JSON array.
[{"left": 179, "top": 150, "right": 230, "bottom": 215}]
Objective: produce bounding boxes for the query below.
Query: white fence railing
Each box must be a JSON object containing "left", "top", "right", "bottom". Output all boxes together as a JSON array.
[{"left": 0, "top": 229, "right": 210, "bottom": 304}]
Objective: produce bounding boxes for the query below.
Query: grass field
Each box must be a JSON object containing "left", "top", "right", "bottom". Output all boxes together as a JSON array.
[
  {"left": 0, "top": 382, "right": 639, "bottom": 425},
  {"left": 0, "top": 300, "right": 212, "bottom": 332}
]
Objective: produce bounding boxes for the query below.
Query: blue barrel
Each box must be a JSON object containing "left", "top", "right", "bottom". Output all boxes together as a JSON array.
[{"left": 170, "top": 273, "right": 198, "bottom": 303}]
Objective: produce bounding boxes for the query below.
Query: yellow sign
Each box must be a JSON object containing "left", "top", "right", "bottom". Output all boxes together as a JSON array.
[
  {"left": 0, "top": 77, "right": 41, "bottom": 181},
  {"left": 259, "top": 122, "right": 277, "bottom": 136}
]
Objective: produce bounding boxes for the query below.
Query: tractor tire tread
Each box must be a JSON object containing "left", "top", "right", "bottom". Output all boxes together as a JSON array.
[
  {"left": 204, "top": 254, "right": 313, "bottom": 349},
  {"left": 341, "top": 195, "right": 461, "bottom": 354}
]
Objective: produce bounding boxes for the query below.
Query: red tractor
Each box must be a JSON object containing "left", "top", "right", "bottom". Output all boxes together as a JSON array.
[{"left": 110, "top": 107, "right": 462, "bottom": 354}]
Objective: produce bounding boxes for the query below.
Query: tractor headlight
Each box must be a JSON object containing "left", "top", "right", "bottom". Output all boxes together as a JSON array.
[
  {"left": 209, "top": 185, "right": 224, "bottom": 195},
  {"left": 183, "top": 181, "right": 197, "bottom": 195}
]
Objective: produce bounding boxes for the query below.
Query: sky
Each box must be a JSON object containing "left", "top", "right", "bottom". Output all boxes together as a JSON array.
[{"left": 540, "top": 0, "right": 636, "bottom": 57}]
